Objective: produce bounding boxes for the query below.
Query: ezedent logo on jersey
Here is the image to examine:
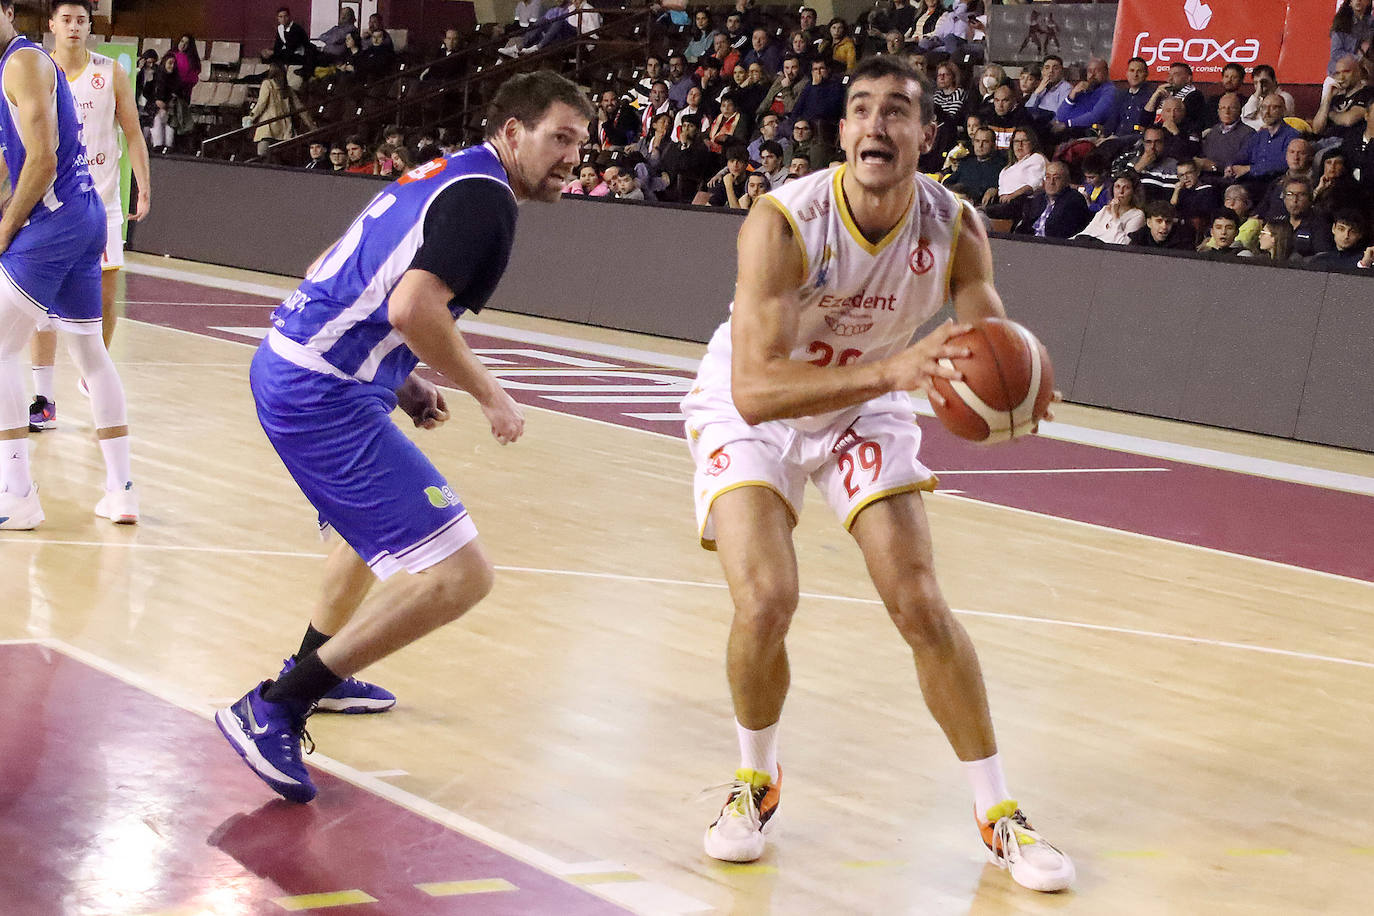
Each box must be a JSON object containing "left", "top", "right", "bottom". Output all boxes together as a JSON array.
[{"left": 817, "top": 289, "right": 896, "bottom": 337}]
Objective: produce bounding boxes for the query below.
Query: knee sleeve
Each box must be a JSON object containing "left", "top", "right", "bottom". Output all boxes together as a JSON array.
[
  {"left": 65, "top": 333, "right": 127, "bottom": 428},
  {"left": 0, "top": 309, "right": 39, "bottom": 430}
]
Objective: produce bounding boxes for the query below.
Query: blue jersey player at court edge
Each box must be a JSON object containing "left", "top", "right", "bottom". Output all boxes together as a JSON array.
[
  {"left": 0, "top": 0, "right": 137, "bottom": 530},
  {"left": 216, "top": 71, "right": 593, "bottom": 803}
]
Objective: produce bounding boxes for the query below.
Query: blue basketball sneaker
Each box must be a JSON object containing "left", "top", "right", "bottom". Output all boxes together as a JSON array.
[
  {"left": 215, "top": 682, "right": 317, "bottom": 803},
  {"left": 278, "top": 656, "right": 397, "bottom": 714}
]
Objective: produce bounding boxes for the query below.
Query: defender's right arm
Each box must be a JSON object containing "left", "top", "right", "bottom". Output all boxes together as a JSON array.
[{"left": 729, "top": 201, "right": 970, "bottom": 425}]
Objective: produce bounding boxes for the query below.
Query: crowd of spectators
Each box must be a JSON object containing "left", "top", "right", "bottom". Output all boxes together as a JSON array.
[{"left": 270, "top": 0, "right": 1374, "bottom": 273}]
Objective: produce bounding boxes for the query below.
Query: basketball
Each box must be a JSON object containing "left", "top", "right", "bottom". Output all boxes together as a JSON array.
[{"left": 929, "top": 318, "right": 1054, "bottom": 443}]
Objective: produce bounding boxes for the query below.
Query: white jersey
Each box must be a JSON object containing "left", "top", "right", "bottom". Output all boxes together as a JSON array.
[
  {"left": 686, "top": 164, "right": 967, "bottom": 433},
  {"left": 64, "top": 51, "right": 120, "bottom": 210}
]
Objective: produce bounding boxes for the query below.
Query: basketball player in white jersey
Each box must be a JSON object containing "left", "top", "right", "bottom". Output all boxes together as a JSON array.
[
  {"left": 26, "top": 0, "right": 150, "bottom": 435},
  {"left": 683, "top": 57, "right": 1074, "bottom": 892}
]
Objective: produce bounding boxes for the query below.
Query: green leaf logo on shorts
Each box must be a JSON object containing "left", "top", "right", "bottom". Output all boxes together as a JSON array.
[{"left": 424, "top": 486, "right": 449, "bottom": 508}]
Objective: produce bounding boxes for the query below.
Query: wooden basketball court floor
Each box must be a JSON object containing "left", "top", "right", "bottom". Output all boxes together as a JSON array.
[{"left": 2, "top": 254, "right": 1372, "bottom": 915}]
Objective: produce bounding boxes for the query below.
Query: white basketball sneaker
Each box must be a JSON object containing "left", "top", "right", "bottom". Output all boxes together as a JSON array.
[
  {"left": 979, "top": 801, "right": 1075, "bottom": 892},
  {"left": 95, "top": 482, "right": 139, "bottom": 525},
  {"left": 0, "top": 486, "right": 43, "bottom": 530},
  {"left": 703, "top": 766, "right": 781, "bottom": 862}
]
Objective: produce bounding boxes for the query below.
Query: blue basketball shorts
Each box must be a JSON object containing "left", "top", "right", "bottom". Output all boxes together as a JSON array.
[
  {"left": 250, "top": 341, "right": 478, "bottom": 580},
  {"left": 0, "top": 191, "right": 105, "bottom": 334}
]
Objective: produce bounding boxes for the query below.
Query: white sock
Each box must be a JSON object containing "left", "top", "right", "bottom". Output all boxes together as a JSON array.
[
  {"left": 98, "top": 436, "right": 131, "bottom": 492},
  {"left": 2, "top": 437, "right": 31, "bottom": 494},
  {"left": 736, "top": 720, "right": 780, "bottom": 783},
  {"left": 962, "top": 753, "right": 1012, "bottom": 821},
  {"left": 31, "top": 365, "right": 54, "bottom": 401}
]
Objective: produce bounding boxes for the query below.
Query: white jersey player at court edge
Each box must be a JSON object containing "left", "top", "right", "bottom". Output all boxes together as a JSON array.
[
  {"left": 682, "top": 56, "right": 1074, "bottom": 893},
  {"left": 27, "top": 0, "right": 151, "bottom": 439}
]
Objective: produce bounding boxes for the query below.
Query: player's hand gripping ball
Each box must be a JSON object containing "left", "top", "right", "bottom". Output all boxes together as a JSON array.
[{"left": 929, "top": 317, "right": 1054, "bottom": 443}]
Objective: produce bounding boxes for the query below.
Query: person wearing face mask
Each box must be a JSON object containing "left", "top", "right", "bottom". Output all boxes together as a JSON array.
[{"left": 976, "top": 63, "right": 1007, "bottom": 109}]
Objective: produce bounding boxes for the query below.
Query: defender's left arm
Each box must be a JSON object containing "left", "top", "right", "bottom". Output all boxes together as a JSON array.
[{"left": 113, "top": 60, "right": 151, "bottom": 221}]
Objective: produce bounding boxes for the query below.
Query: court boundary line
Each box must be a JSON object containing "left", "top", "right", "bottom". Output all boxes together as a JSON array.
[
  {"left": 124, "top": 260, "right": 1374, "bottom": 497},
  {"left": 1, "top": 636, "right": 709, "bottom": 916}
]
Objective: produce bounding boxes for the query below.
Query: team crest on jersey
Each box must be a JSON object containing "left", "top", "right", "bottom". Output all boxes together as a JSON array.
[
  {"left": 909, "top": 238, "right": 934, "bottom": 275},
  {"left": 705, "top": 448, "right": 731, "bottom": 476},
  {"left": 90, "top": 72, "right": 105, "bottom": 90}
]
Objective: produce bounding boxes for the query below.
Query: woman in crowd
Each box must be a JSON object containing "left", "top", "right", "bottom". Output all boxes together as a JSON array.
[
  {"left": 1222, "top": 183, "right": 1263, "bottom": 251},
  {"left": 983, "top": 126, "right": 1045, "bottom": 219},
  {"left": 374, "top": 143, "right": 396, "bottom": 176},
  {"left": 708, "top": 93, "right": 748, "bottom": 153},
  {"left": 173, "top": 34, "right": 200, "bottom": 94},
  {"left": 391, "top": 144, "right": 416, "bottom": 174},
  {"left": 1256, "top": 219, "right": 1296, "bottom": 264},
  {"left": 563, "top": 162, "right": 601, "bottom": 195},
  {"left": 637, "top": 112, "right": 674, "bottom": 174},
  {"left": 248, "top": 62, "right": 315, "bottom": 158},
  {"left": 932, "top": 61, "right": 967, "bottom": 126},
  {"left": 1076, "top": 173, "right": 1145, "bottom": 245},
  {"left": 1329, "top": 0, "right": 1373, "bottom": 73},
  {"left": 976, "top": 62, "right": 1007, "bottom": 110},
  {"left": 905, "top": 0, "right": 943, "bottom": 50},
  {"left": 823, "top": 19, "right": 856, "bottom": 73},
  {"left": 145, "top": 54, "right": 182, "bottom": 153},
  {"left": 787, "top": 30, "right": 815, "bottom": 66}
]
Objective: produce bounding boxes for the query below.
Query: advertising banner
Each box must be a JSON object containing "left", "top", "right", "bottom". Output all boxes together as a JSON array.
[
  {"left": 987, "top": 4, "right": 1118, "bottom": 67},
  {"left": 1110, "top": 0, "right": 1287, "bottom": 82}
]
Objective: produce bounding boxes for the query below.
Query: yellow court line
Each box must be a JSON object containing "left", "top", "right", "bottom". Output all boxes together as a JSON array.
[
  {"left": 566, "top": 871, "right": 643, "bottom": 884},
  {"left": 715, "top": 863, "right": 779, "bottom": 875},
  {"left": 416, "top": 878, "right": 517, "bottom": 896},
  {"left": 273, "top": 890, "right": 378, "bottom": 910},
  {"left": 1226, "top": 848, "right": 1290, "bottom": 857},
  {"left": 1351, "top": 847, "right": 1374, "bottom": 855}
]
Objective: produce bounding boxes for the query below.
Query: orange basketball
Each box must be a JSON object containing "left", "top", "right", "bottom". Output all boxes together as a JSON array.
[{"left": 929, "top": 318, "right": 1054, "bottom": 443}]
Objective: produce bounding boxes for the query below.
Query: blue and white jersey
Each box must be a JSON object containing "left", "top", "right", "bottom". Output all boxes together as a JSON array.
[
  {"left": 269, "top": 143, "right": 517, "bottom": 393},
  {"left": 0, "top": 37, "right": 95, "bottom": 218}
]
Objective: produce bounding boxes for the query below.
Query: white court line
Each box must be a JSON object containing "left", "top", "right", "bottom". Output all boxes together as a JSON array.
[
  {"left": 22, "top": 636, "right": 709, "bottom": 916},
  {"left": 361, "top": 769, "right": 410, "bottom": 779},
  {"left": 937, "top": 467, "right": 1169, "bottom": 475},
  {"left": 127, "top": 259, "right": 1374, "bottom": 497},
  {"left": 124, "top": 300, "right": 278, "bottom": 308}
]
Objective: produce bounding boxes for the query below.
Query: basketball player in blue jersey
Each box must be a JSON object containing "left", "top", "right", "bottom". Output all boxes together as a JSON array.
[
  {"left": 685, "top": 57, "right": 1074, "bottom": 891},
  {"left": 216, "top": 71, "right": 593, "bottom": 804},
  {"left": 0, "top": 0, "right": 138, "bottom": 530}
]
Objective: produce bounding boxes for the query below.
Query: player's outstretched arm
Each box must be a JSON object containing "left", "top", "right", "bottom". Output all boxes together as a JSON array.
[
  {"left": 390, "top": 268, "right": 524, "bottom": 445},
  {"left": 730, "top": 202, "right": 970, "bottom": 425},
  {"left": 113, "top": 60, "right": 151, "bottom": 221},
  {"left": 947, "top": 202, "right": 1007, "bottom": 325},
  {"left": 0, "top": 51, "right": 58, "bottom": 253}
]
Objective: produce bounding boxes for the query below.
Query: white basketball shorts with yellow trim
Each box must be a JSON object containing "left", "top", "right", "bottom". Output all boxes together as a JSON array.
[{"left": 686, "top": 403, "right": 937, "bottom": 550}]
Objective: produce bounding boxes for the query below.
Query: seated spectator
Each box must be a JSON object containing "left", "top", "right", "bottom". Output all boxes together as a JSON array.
[
  {"left": 1312, "top": 151, "right": 1362, "bottom": 217},
  {"left": 792, "top": 58, "right": 845, "bottom": 137},
  {"left": 1197, "top": 209, "right": 1249, "bottom": 258},
  {"left": 1015, "top": 160, "right": 1090, "bottom": 238},
  {"left": 673, "top": 87, "right": 711, "bottom": 141},
  {"left": 333, "top": 30, "right": 363, "bottom": 76},
  {"left": 711, "top": 33, "right": 741, "bottom": 78},
  {"left": 317, "top": 8, "right": 358, "bottom": 62},
  {"left": 986, "top": 83, "right": 1030, "bottom": 152},
  {"left": 613, "top": 171, "right": 646, "bottom": 201},
  {"left": 756, "top": 140, "right": 788, "bottom": 187},
  {"left": 1330, "top": 0, "right": 1374, "bottom": 72},
  {"left": 1255, "top": 218, "right": 1297, "bottom": 265},
  {"left": 1156, "top": 94, "right": 1202, "bottom": 161},
  {"left": 667, "top": 54, "right": 695, "bottom": 107},
  {"left": 1204, "top": 63, "right": 1248, "bottom": 126},
  {"left": 985, "top": 127, "right": 1046, "bottom": 221},
  {"left": 787, "top": 30, "right": 816, "bottom": 67},
  {"left": 1306, "top": 209, "right": 1368, "bottom": 268},
  {"left": 563, "top": 162, "right": 601, "bottom": 195},
  {"left": 1129, "top": 200, "right": 1195, "bottom": 250},
  {"left": 327, "top": 143, "right": 347, "bottom": 172},
  {"left": 511, "top": 0, "right": 599, "bottom": 56},
  {"left": 144, "top": 54, "right": 182, "bottom": 154},
  {"left": 684, "top": 10, "right": 718, "bottom": 63},
  {"left": 757, "top": 56, "right": 806, "bottom": 124},
  {"left": 728, "top": 171, "right": 771, "bottom": 209},
  {"left": 705, "top": 147, "right": 752, "bottom": 206},
  {"left": 1132, "top": 125, "right": 1182, "bottom": 200},
  {"left": 948, "top": 128, "right": 1001, "bottom": 206},
  {"left": 626, "top": 56, "right": 665, "bottom": 110},
  {"left": 790, "top": 117, "right": 833, "bottom": 170},
  {"left": 975, "top": 63, "right": 1008, "bottom": 110},
  {"left": 303, "top": 140, "right": 329, "bottom": 169},
  {"left": 870, "top": 0, "right": 918, "bottom": 52},
  {"left": 354, "top": 29, "right": 398, "bottom": 81},
  {"left": 1283, "top": 176, "right": 1336, "bottom": 258},
  {"left": 787, "top": 152, "right": 812, "bottom": 181},
  {"left": 1222, "top": 183, "right": 1263, "bottom": 251},
  {"left": 365, "top": 13, "right": 394, "bottom": 50},
  {"left": 1016, "top": 65, "right": 1040, "bottom": 104},
  {"left": 730, "top": 65, "right": 768, "bottom": 127},
  {"left": 723, "top": 10, "right": 751, "bottom": 53},
  {"left": 1312, "top": 55, "right": 1372, "bottom": 148},
  {"left": 1226, "top": 94, "right": 1299, "bottom": 191},
  {"left": 636, "top": 112, "right": 674, "bottom": 178},
  {"left": 1255, "top": 136, "right": 1316, "bottom": 220},
  {"left": 708, "top": 93, "right": 749, "bottom": 153},
  {"left": 1197, "top": 92, "right": 1254, "bottom": 176},
  {"left": 741, "top": 27, "right": 784, "bottom": 76},
  {"left": 1170, "top": 160, "right": 1222, "bottom": 239},
  {"left": 1053, "top": 58, "right": 1121, "bottom": 139},
  {"left": 695, "top": 56, "right": 727, "bottom": 114},
  {"left": 931, "top": 61, "right": 967, "bottom": 129},
  {"left": 1241, "top": 65, "right": 1296, "bottom": 130},
  {"left": 421, "top": 29, "right": 464, "bottom": 82},
  {"left": 343, "top": 135, "right": 374, "bottom": 173},
  {"left": 374, "top": 143, "right": 397, "bottom": 178},
  {"left": 880, "top": 31, "right": 907, "bottom": 58},
  {"left": 513, "top": 0, "right": 542, "bottom": 28},
  {"left": 1026, "top": 55, "right": 1071, "bottom": 124},
  {"left": 1076, "top": 173, "right": 1145, "bottom": 245},
  {"left": 799, "top": 6, "right": 826, "bottom": 50},
  {"left": 1077, "top": 152, "right": 1111, "bottom": 213},
  {"left": 904, "top": 0, "right": 944, "bottom": 50},
  {"left": 1101, "top": 55, "right": 1152, "bottom": 145},
  {"left": 591, "top": 163, "right": 620, "bottom": 197},
  {"left": 1341, "top": 101, "right": 1374, "bottom": 195},
  {"left": 660, "top": 119, "right": 715, "bottom": 201},
  {"left": 391, "top": 145, "right": 415, "bottom": 173},
  {"left": 1145, "top": 62, "right": 1209, "bottom": 135},
  {"left": 590, "top": 90, "right": 636, "bottom": 149},
  {"left": 748, "top": 113, "right": 792, "bottom": 164}
]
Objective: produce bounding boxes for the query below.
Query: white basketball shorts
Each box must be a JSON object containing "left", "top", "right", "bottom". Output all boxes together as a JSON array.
[{"left": 101, "top": 204, "right": 124, "bottom": 272}]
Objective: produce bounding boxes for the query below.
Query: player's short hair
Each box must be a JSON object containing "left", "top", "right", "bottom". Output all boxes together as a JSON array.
[
  {"left": 1170, "top": 62, "right": 1192, "bottom": 76},
  {"left": 1222, "top": 62, "right": 1245, "bottom": 78},
  {"left": 1043, "top": 54, "right": 1063, "bottom": 67},
  {"left": 760, "top": 140, "right": 784, "bottom": 158},
  {"left": 725, "top": 145, "right": 750, "bottom": 164},
  {"left": 1128, "top": 56, "right": 1148, "bottom": 69},
  {"left": 484, "top": 70, "right": 594, "bottom": 139},
  {"left": 845, "top": 55, "right": 935, "bottom": 124},
  {"left": 1210, "top": 208, "right": 1239, "bottom": 228},
  {"left": 49, "top": 0, "right": 93, "bottom": 16}
]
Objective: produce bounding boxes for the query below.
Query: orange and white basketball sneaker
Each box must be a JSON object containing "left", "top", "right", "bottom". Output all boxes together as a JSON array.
[
  {"left": 703, "top": 766, "right": 781, "bottom": 862},
  {"left": 979, "top": 800, "right": 1075, "bottom": 892}
]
